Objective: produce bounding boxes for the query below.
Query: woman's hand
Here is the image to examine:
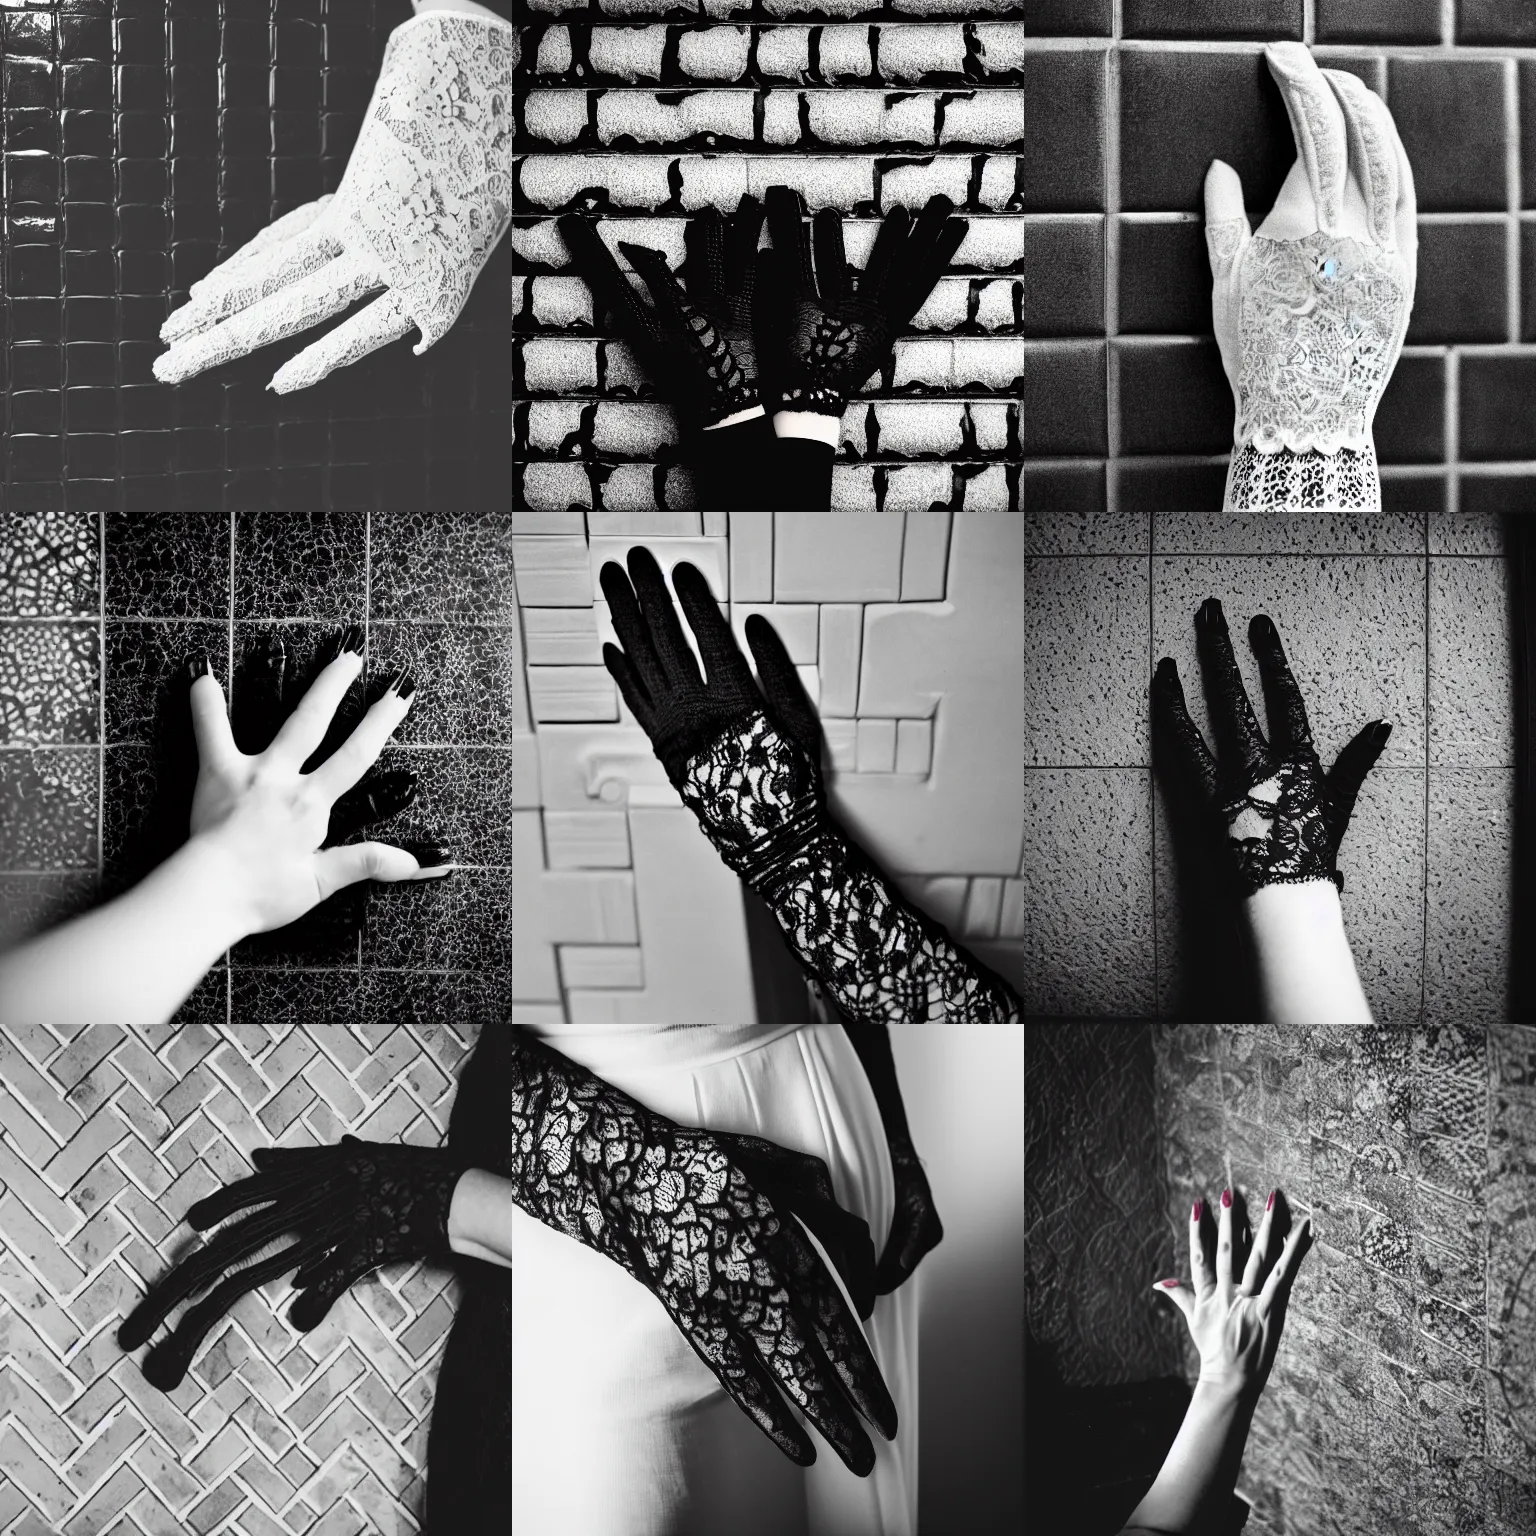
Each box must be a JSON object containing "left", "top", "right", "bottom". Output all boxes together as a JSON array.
[
  {"left": 187, "top": 632, "right": 451, "bottom": 939},
  {"left": 1155, "top": 1188, "right": 1314, "bottom": 1402}
]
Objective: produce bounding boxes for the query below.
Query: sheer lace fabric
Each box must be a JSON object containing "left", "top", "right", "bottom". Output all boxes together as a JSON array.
[
  {"left": 1221, "top": 757, "right": 1342, "bottom": 899},
  {"left": 1224, "top": 442, "right": 1381, "bottom": 511},
  {"left": 678, "top": 715, "right": 1024, "bottom": 1023},
  {"left": 777, "top": 298, "right": 890, "bottom": 414}
]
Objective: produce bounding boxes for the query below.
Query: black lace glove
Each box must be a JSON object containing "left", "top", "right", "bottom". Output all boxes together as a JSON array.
[
  {"left": 600, "top": 546, "right": 1023, "bottom": 1021},
  {"left": 510, "top": 1028, "right": 895, "bottom": 1474},
  {"left": 118, "top": 1135, "right": 470, "bottom": 1391},
  {"left": 755, "top": 186, "right": 966, "bottom": 418},
  {"left": 1152, "top": 597, "right": 1391, "bottom": 899},
  {"left": 841, "top": 1024, "right": 944, "bottom": 1295},
  {"left": 557, "top": 195, "right": 764, "bottom": 430}
]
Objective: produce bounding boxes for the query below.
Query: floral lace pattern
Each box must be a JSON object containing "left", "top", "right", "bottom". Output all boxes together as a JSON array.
[
  {"left": 776, "top": 298, "right": 890, "bottom": 414},
  {"left": 1220, "top": 757, "right": 1342, "bottom": 899},
  {"left": 509, "top": 1038, "right": 892, "bottom": 1473},
  {"left": 678, "top": 715, "right": 1024, "bottom": 1023},
  {"left": 1224, "top": 441, "right": 1380, "bottom": 511},
  {"left": 1219, "top": 228, "right": 1410, "bottom": 457}
]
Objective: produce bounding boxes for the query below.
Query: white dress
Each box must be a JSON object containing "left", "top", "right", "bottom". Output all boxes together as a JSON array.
[{"left": 512, "top": 1025, "right": 921, "bottom": 1536}]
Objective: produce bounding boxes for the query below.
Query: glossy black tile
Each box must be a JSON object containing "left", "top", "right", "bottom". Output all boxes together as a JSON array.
[
  {"left": 1120, "top": 49, "right": 1292, "bottom": 214},
  {"left": 1116, "top": 340, "right": 1232, "bottom": 454},
  {"left": 1407, "top": 224, "right": 1508, "bottom": 345},
  {"left": 1117, "top": 220, "right": 1212, "bottom": 335},
  {"left": 368, "top": 625, "right": 516, "bottom": 744},
  {"left": 1460, "top": 355, "right": 1536, "bottom": 460},
  {"left": 1375, "top": 354, "right": 1447, "bottom": 463},
  {"left": 104, "top": 511, "right": 232, "bottom": 618},
  {"left": 1023, "top": 342, "right": 1107, "bottom": 456},
  {"left": 0, "top": 624, "right": 100, "bottom": 746},
  {"left": 1317, "top": 0, "right": 1442, "bottom": 40},
  {"left": 1023, "top": 50, "right": 1107, "bottom": 213},
  {"left": 1021, "top": 462, "right": 1108, "bottom": 511},
  {"left": 171, "top": 969, "right": 230, "bottom": 1024},
  {"left": 1116, "top": 459, "right": 1229, "bottom": 511},
  {"left": 1388, "top": 59, "right": 1508, "bottom": 213},
  {"left": 1518, "top": 223, "right": 1536, "bottom": 342},
  {"left": 1458, "top": 0, "right": 1536, "bottom": 43},
  {"left": 0, "top": 748, "right": 99, "bottom": 869},
  {"left": 364, "top": 868, "right": 511, "bottom": 971},
  {"left": 0, "top": 512, "right": 99, "bottom": 616},
  {"left": 104, "top": 621, "right": 226, "bottom": 746},
  {"left": 0, "top": 873, "right": 101, "bottom": 950},
  {"left": 230, "top": 969, "right": 362, "bottom": 1024},
  {"left": 1379, "top": 476, "right": 1447, "bottom": 513},
  {"left": 369, "top": 513, "right": 516, "bottom": 623},
  {"left": 1022, "top": 218, "right": 1105, "bottom": 338},
  {"left": 234, "top": 512, "right": 366, "bottom": 620},
  {"left": 372, "top": 746, "right": 514, "bottom": 867},
  {"left": 1122, "top": 0, "right": 1301, "bottom": 39},
  {"left": 1458, "top": 475, "right": 1536, "bottom": 512},
  {"left": 356, "top": 968, "right": 515, "bottom": 1025}
]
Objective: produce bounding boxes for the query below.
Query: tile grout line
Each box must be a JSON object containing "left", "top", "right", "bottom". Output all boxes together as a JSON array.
[
  {"left": 1422, "top": 534, "right": 1430, "bottom": 1027},
  {"left": 361, "top": 512, "right": 371, "bottom": 979},
  {"left": 1149, "top": 512, "right": 1156, "bottom": 1018},
  {"left": 1105, "top": 0, "right": 1123, "bottom": 515},
  {"left": 1508, "top": 57, "right": 1523, "bottom": 350},
  {"left": 1303, "top": 0, "right": 1314, "bottom": 47},
  {"left": 97, "top": 513, "right": 105, "bottom": 889}
]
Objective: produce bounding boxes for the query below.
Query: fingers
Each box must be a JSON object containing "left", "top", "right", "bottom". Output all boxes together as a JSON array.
[
  {"left": 602, "top": 639, "right": 659, "bottom": 734},
  {"left": 1189, "top": 1196, "right": 1215, "bottom": 1300},
  {"left": 1392, "top": 116, "right": 1419, "bottom": 297},
  {"left": 682, "top": 205, "right": 727, "bottom": 304},
  {"left": 744, "top": 613, "right": 825, "bottom": 767},
  {"left": 670, "top": 561, "right": 758, "bottom": 709},
  {"left": 154, "top": 250, "right": 383, "bottom": 384},
  {"left": 1238, "top": 1189, "right": 1277, "bottom": 1296},
  {"left": 262, "top": 635, "right": 366, "bottom": 772},
  {"left": 895, "top": 213, "right": 967, "bottom": 323},
  {"left": 1247, "top": 613, "right": 1315, "bottom": 756},
  {"left": 701, "top": 1324, "right": 819, "bottom": 1467},
  {"left": 326, "top": 769, "right": 418, "bottom": 846},
  {"left": 1204, "top": 157, "right": 1252, "bottom": 278},
  {"left": 557, "top": 214, "right": 654, "bottom": 340},
  {"left": 727, "top": 192, "right": 765, "bottom": 292},
  {"left": 860, "top": 204, "right": 911, "bottom": 305},
  {"left": 268, "top": 288, "right": 416, "bottom": 394},
  {"left": 1216, "top": 1185, "right": 1235, "bottom": 1294},
  {"left": 812, "top": 206, "right": 847, "bottom": 307},
  {"left": 188, "top": 661, "right": 241, "bottom": 777},
  {"left": 1194, "top": 598, "right": 1271, "bottom": 785},
  {"left": 886, "top": 195, "right": 959, "bottom": 321},
  {"left": 766, "top": 185, "right": 814, "bottom": 294},
  {"left": 179, "top": 197, "right": 335, "bottom": 314},
  {"left": 1258, "top": 1215, "right": 1314, "bottom": 1311},
  {"left": 1151, "top": 656, "right": 1221, "bottom": 804},
  {"left": 313, "top": 839, "right": 451, "bottom": 900},
  {"left": 307, "top": 672, "right": 417, "bottom": 804},
  {"left": 1324, "top": 718, "right": 1392, "bottom": 844},
  {"left": 1265, "top": 41, "right": 1349, "bottom": 234},
  {"left": 626, "top": 545, "right": 707, "bottom": 692},
  {"left": 617, "top": 240, "right": 690, "bottom": 331},
  {"left": 1323, "top": 67, "right": 1401, "bottom": 251}
]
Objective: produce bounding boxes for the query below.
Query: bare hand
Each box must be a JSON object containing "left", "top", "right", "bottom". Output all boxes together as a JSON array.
[{"left": 1154, "top": 1187, "right": 1313, "bottom": 1401}]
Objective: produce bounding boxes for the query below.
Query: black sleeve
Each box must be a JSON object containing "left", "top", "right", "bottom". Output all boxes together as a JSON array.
[
  {"left": 684, "top": 412, "right": 779, "bottom": 510},
  {"left": 767, "top": 435, "right": 836, "bottom": 510}
]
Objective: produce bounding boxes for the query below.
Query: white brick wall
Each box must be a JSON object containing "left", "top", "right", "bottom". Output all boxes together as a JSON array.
[{"left": 514, "top": 11, "right": 1025, "bottom": 509}]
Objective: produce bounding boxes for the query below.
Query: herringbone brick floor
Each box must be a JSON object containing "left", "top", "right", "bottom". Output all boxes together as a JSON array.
[{"left": 0, "top": 1023, "right": 484, "bottom": 1536}]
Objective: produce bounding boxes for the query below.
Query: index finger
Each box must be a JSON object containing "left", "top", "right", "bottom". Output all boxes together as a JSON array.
[
  {"left": 1265, "top": 42, "right": 1349, "bottom": 234},
  {"left": 264, "top": 634, "right": 365, "bottom": 772},
  {"left": 1247, "top": 613, "right": 1315, "bottom": 756},
  {"left": 1321, "top": 68, "right": 1400, "bottom": 251},
  {"left": 1258, "top": 1215, "right": 1314, "bottom": 1310},
  {"left": 1194, "top": 598, "right": 1270, "bottom": 783}
]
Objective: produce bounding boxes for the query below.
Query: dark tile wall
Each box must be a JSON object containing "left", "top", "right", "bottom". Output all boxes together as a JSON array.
[
  {"left": 1154, "top": 1022, "right": 1536, "bottom": 1536},
  {"left": 0, "top": 1, "right": 509, "bottom": 512},
  {"left": 0, "top": 513, "right": 514, "bottom": 1023},
  {"left": 1024, "top": 17, "right": 1536, "bottom": 512}
]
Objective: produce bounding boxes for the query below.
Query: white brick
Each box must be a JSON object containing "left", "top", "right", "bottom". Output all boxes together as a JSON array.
[
  {"left": 514, "top": 810, "right": 560, "bottom": 1000},
  {"left": 588, "top": 535, "right": 729, "bottom": 606},
  {"left": 979, "top": 155, "right": 1020, "bottom": 209},
  {"left": 704, "top": 512, "right": 729, "bottom": 535},
  {"left": 748, "top": 155, "right": 874, "bottom": 211},
  {"left": 806, "top": 90, "right": 883, "bottom": 146},
  {"left": 976, "top": 278, "right": 1022, "bottom": 330},
  {"left": 883, "top": 462, "right": 952, "bottom": 510},
  {"left": 857, "top": 718, "right": 897, "bottom": 773},
  {"left": 956, "top": 218, "right": 1025, "bottom": 270},
  {"left": 775, "top": 513, "right": 903, "bottom": 601},
  {"left": 531, "top": 276, "right": 593, "bottom": 327},
  {"left": 971, "top": 401, "right": 1012, "bottom": 452},
  {"left": 523, "top": 606, "right": 602, "bottom": 664},
  {"left": 588, "top": 513, "right": 702, "bottom": 535},
  {"left": 598, "top": 90, "right": 754, "bottom": 145},
  {"left": 955, "top": 336, "right": 1024, "bottom": 391},
  {"left": 819, "top": 24, "right": 873, "bottom": 78},
  {"left": 519, "top": 154, "right": 673, "bottom": 209},
  {"left": 592, "top": 402, "right": 678, "bottom": 455},
  {"left": 874, "top": 401, "right": 966, "bottom": 457},
  {"left": 830, "top": 464, "right": 880, "bottom": 510},
  {"left": 526, "top": 400, "right": 588, "bottom": 454},
  {"left": 588, "top": 25, "right": 667, "bottom": 80},
  {"left": 823, "top": 717, "right": 859, "bottom": 771},
  {"left": 510, "top": 222, "right": 569, "bottom": 266},
  {"left": 729, "top": 511, "right": 773, "bottom": 600},
  {"left": 512, "top": 535, "right": 594, "bottom": 606},
  {"left": 901, "top": 511, "right": 951, "bottom": 599},
  {"left": 762, "top": 89, "right": 802, "bottom": 147},
  {"left": 975, "top": 24, "right": 1028, "bottom": 73},
  {"left": 512, "top": 512, "right": 583, "bottom": 532},
  {"left": 513, "top": 730, "right": 541, "bottom": 808},
  {"left": 535, "top": 24, "right": 572, "bottom": 74},
  {"left": 729, "top": 603, "right": 819, "bottom": 664},
  {"left": 511, "top": 1002, "right": 567, "bottom": 1024},
  {"left": 598, "top": 0, "right": 674, "bottom": 17},
  {"left": 893, "top": 338, "right": 953, "bottom": 389},
  {"left": 879, "top": 25, "right": 966, "bottom": 81},
  {"left": 520, "top": 462, "right": 594, "bottom": 512},
  {"left": 963, "top": 877, "right": 1003, "bottom": 939},
  {"left": 559, "top": 944, "right": 644, "bottom": 989},
  {"left": 960, "top": 465, "right": 1013, "bottom": 509},
  {"left": 602, "top": 463, "right": 670, "bottom": 510},
  {"left": 909, "top": 277, "right": 969, "bottom": 331},
  {"left": 543, "top": 870, "right": 638, "bottom": 944},
  {"left": 544, "top": 810, "right": 631, "bottom": 868},
  {"left": 528, "top": 665, "right": 618, "bottom": 723},
  {"left": 881, "top": 158, "right": 970, "bottom": 211},
  {"left": 942, "top": 94, "right": 1025, "bottom": 148},
  {"left": 522, "top": 337, "right": 598, "bottom": 393},
  {"left": 764, "top": 0, "right": 867, "bottom": 15},
  {"left": 601, "top": 341, "right": 650, "bottom": 395},
  {"left": 757, "top": 26, "right": 810, "bottom": 79},
  {"left": 678, "top": 26, "right": 750, "bottom": 80},
  {"left": 680, "top": 154, "right": 753, "bottom": 208},
  {"left": 891, "top": 0, "right": 1011, "bottom": 12},
  {"left": 882, "top": 93, "right": 937, "bottom": 147},
  {"left": 523, "top": 91, "right": 589, "bottom": 146},
  {"left": 896, "top": 716, "right": 933, "bottom": 775},
  {"left": 818, "top": 603, "right": 863, "bottom": 716}
]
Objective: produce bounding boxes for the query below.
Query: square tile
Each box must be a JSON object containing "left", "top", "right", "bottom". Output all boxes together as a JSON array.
[
  {"left": 1020, "top": 768, "right": 1155, "bottom": 1017},
  {"left": 1022, "top": 216, "right": 1105, "bottom": 337},
  {"left": 356, "top": 969, "right": 515, "bottom": 1025},
  {"left": 366, "top": 625, "right": 517, "bottom": 745},
  {"left": 1461, "top": 356, "right": 1536, "bottom": 461},
  {"left": 104, "top": 511, "right": 230, "bottom": 618},
  {"left": 1388, "top": 58, "right": 1509, "bottom": 213},
  {"left": 1122, "top": 0, "right": 1302, "bottom": 39},
  {"left": 1116, "top": 460, "right": 1229, "bottom": 513},
  {"left": 1023, "top": 0, "right": 1112, "bottom": 32},
  {"left": 1115, "top": 340, "right": 1233, "bottom": 455},
  {"left": 0, "top": 622, "right": 99, "bottom": 745},
  {"left": 105, "top": 620, "right": 226, "bottom": 746},
  {"left": 1459, "top": 0, "right": 1536, "bottom": 43},
  {"left": 0, "top": 512, "right": 98, "bottom": 616},
  {"left": 1022, "top": 49, "right": 1107, "bottom": 212},
  {"left": 1021, "top": 463, "right": 1108, "bottom": 512},
  {"left": 1408, "top": 223, "right": 1509, "bottom": 345},
  {"left": 1153, "top": 512, "right": 1426, "bottom": 554},
  {"left": 1117, "top": 219, "right": 1211, "bottom": 335},
  {"left": 372, "top": 746, "right": 515, "bottom": 868},
  {"left": 1430, "top": 512, "right": 1506, "bottom": 555},
  {"left": 364, "top": 868, "right": 512, "bottom": 971},
  {"left": 369, "top": 513, "right": 516, "bottom": 623},
  {"left": 1459, "top": 477, "right": 1536, "bottom": 515},
  {"left": 234, "top": 512, "right": 367, "bottom": 620},
  {"left": 1024, "top": 511, "right": 1149, "bottom": 554},
  {"left": 1025, "top": 555, "right": 1150, "bottom": 765},
  {"left": 230, "top": 969, "right": 361, "bottom": 1024},
  {"left": 1376, "top": 353, "right": 1448, "bottom": 464},
  {"left": 1430, "top": 556, "right": 1515, "bottom": 767},
  {"left": 1317, "top": 0, "right": 1443, "bottom": 40},
  {"left": 1023, "top": 342, "right": 1107, "bottom": 456}
]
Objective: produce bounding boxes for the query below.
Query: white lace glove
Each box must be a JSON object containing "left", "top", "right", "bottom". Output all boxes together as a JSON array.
[
  {"left": 153, "top": 10, "right": 513, "bottom": 393},
  {"left": 1207, "top": 43, "right": 1417, "bottom": 511}
]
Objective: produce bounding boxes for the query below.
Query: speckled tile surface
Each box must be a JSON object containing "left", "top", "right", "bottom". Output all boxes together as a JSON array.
[
  {"left": 1021, "top": 768, "right": 1154, "bottom": 1017},
  {"left": 1023, "top": 510, "right": 1150, "bottom": 554},
  {"left": 370, "top": 513, "right": 516, "bottom": 622},
  {"left": 0, "top": 623, "right": 99, "bottom": 745},
  {"left": 1153, "top": 512, "right": 1429, "bottom": 554},
  {"left": 369, "top": 625, "right": 516, "bottom": 744},
  {"left": 1430, "top": 555, "right": 1516, "bottom": 766},
  {"left": 0, "top": 512, "right": 99, "bottom": 616},
  {"left": 1151, "top": 555, "right": 1427, "bottom": 769},
  {"left": 1025, "top": 555, "right": 1150, "bottom": 765},
  {"left": 234, "top": 512, "right": 367, "bottom": 619},
  {"left": 1426, "top": 767, "right": 1514, "bottom": 1025},
  {"left": 1430, "top": 510, "right": 1508, "bottom": 555},
  {"left": 0, "top": 748, "right": 98, "bottom": 869},
  {"left": 104, "top": 512, "right": 231, "bottom": 617}
]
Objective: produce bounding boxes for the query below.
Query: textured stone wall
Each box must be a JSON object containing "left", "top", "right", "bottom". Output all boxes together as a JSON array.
[{"left": 513, "top": 2, "right": 1026, "bottom": 510}]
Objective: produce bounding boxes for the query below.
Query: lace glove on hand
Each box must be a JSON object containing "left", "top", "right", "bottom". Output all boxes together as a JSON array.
[
  {"left": 1152, "top": 598, "right": 1391, "bottom": 900},
  {"left": 755, "top": 186, "right": 966, "bottom": 419},
  {"left": 557, "top": 195, "right": 766, "bottom": 430},
  {"left": 155, "top": 10, "right": 513, "bottom": 392},
  {"left": 1207, "top": 42, "right": 1417, "bottom": 511},
  {"left": 841, "top": 1024, "right": 943, "bottom": 1294},
  {"left": 118, "top": 1136, "right": 469, "bottom": 1392},
  {"left": 510, "top": 1028, "right": 895, "bottom": 1474},
  {"left": 600, "top": 545, "right": 1023, "bottom": 1022}
]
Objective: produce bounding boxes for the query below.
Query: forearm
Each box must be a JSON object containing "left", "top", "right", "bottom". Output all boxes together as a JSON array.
[
  {"left": 840, "top": 1024, "right": 914, "bottom": 1144},
  {"left": 1122, "top": 1378, "right": 1256, "bottom": 1534},
  {"left": 0, "top": 839, "right": 246, "bottom": 1025},
  {"left": 447, "top": 1168, "right": 514, "bottom": 1269},
  {"left": 1246, "top": 879, "right": 1372, "bottom": 1024}
]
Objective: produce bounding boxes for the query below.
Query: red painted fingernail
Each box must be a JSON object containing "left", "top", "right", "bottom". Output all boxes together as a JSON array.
[
  {"left": 1266, "top": 1190, "right": 1275, "bottom": 1211},
  {"left": 1159, "top": 1279, "right": 1179, "bottom": 1288},
  {"left": 1221, "top": 1188, "right": 1232, "bottom": 1209},
  {"left": 1192, "top": 1199, "right": 1203, "bottom": 1222}
]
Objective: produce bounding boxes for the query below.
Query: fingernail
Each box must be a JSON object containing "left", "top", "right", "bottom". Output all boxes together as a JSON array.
[
  {"left": 1266, "top": 1190, "right": 1275, "bottom": 1211},
  {"left": 1373, "top": 721, "right": 1393, "bottom": 745},
  {"left": 1198, "top": 597, "right": 1224, "bottom": 624},
  {"left": 1192, "top": 1199, "right": 1203, "bottom": 1222},
  {"left": 184, "top": 653, "right": 210, "bottom": 687},
  {"left": 396, "top": 672, "right": 417, "bottom": 702},
  {"left": 342, "top": 623, "right": 365, "bottom": 657},
  {"left": 405, "top": 842, "right": 452, "bottom": 869},
  {"left": 1158, "top": 1279, "right": 1179, "bottom": 1288},
  {"left": 1221, "top": 1188, "right": 1232, "bottom": 1209}
]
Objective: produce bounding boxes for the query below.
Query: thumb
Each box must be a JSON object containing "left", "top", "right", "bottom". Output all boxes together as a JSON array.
[
  {"left": 1153, "top": 1279, "right": 1194, "bottom": 1321},
  {"left": 313, "top": 841, "right": 453, "bottom": 901}
]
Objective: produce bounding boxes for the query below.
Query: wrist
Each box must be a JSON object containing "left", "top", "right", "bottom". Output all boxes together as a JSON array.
[
  {"left": 1193, "top": 1371, "right": 1257, "bottom": 1409},
  {"left": 163, "top": 836, "right": 260, "bottom": 952},
  {"left": 772, "top": 409, "right": 842, "bottom": 447},
  {"left": 1224, "top": 441, "right": 1380, "bottom": 511}
]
